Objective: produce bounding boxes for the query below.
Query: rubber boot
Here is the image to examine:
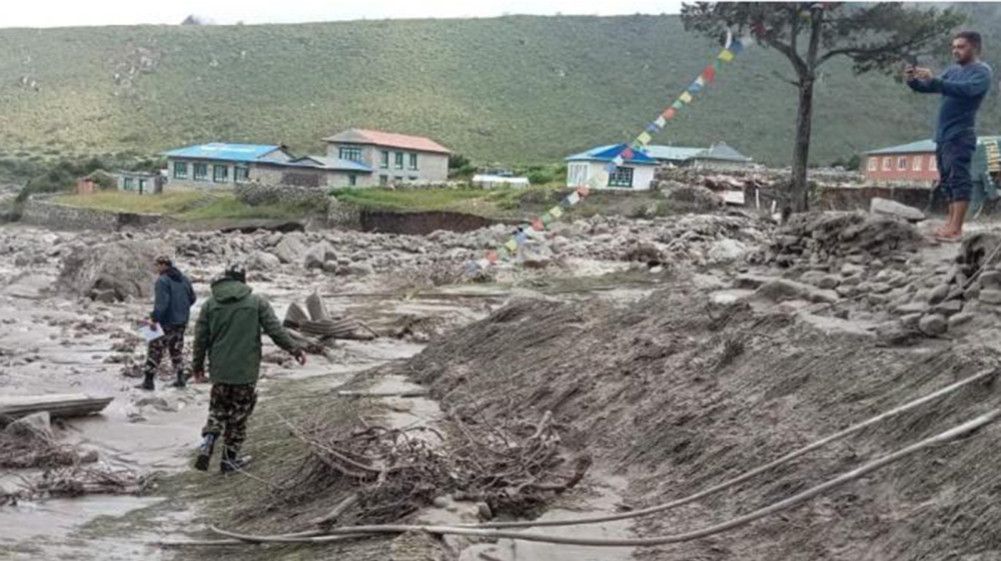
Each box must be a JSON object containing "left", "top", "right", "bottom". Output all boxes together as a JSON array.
[
  {"left": 135, "top": 373, "right": 154, "bottom": 391},
  {"left": 194, "top": 434, "right": 216, "bottom": 472},
  {"left": 172, "top": 368, "right": 187, "bottom": 389},
  {"left": 220, "top": 447, "right": 253, "bottom": 475}
]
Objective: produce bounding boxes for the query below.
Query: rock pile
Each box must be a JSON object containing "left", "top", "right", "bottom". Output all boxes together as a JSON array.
[{"left": 766, "top": 212, "right": 923, "bottom": 269}]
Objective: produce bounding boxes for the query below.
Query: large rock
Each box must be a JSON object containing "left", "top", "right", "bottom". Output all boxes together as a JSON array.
[
  {"left": 305, "top": 242, "right": 338, "bottom": 270},
  {"left": 247, "top": 251, "right": 281, "bottom": 271},
  {"left": 707, "top": 239, "right": 747, "bottom": 263},
  {"left": 753, "top": 278, "right": 838, "bottom": 304},
  {"left": 870, "top": 198, "right": 925, "bottom": 222},
  {"left": 918, "top": 313, "right": 948, "bottom": 336},
  {"left": 57, "top": 240, "right": 170, "bottom": 301},
  {"left": 273, "top": 234, "right": 307, "bottom": 265},
  {"left": 663, "top": 185, "right": 724, "bottom": 213},
  {"left": 4, "top": 411, "right": 53, "bottom": 441}
]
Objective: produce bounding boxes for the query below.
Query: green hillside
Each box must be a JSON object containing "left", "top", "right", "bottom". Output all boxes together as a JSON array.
[{"left": 0, "top": 14, "right": 998, "bottom": 168}]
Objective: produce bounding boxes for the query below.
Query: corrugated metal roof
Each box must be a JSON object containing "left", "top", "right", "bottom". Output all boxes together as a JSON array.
[
  {"left": 289, "top": 156, "right": 373, "bottom": 173},
  {"left": 163, "top": 143, "right": 285, "bottom": 162},
  {"left": 643, "top": 145, "right": 705, "bottom": 161},
  {"left": 323, "top": 128, "right": 451, "bottom": 154},
  {"left": 564, "top": 143, "right": 657, "bottom": 165},
  {"left": 865, "top": 139, "right": 936, "bottom": 155}
]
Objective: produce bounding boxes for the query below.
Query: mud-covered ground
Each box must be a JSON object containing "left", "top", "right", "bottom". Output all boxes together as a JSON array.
[{"left": 5, "top": 206, "right": 1001, "bottom": 561}]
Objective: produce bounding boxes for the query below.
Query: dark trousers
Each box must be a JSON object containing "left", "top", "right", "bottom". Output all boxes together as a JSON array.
[
  {"left": 143, "top": 325, "right": 186, "bottom": 378},
  {"left": 936, "top": 136, "right": 977, "bottom": 202},
  {"left": 201, "top": 383, "right": 258, "bottom": 454}
]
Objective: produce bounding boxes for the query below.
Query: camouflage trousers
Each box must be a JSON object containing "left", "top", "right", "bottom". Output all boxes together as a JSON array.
[
  {"left": 143, "top": 325, "right": 186, "bottom": 378},
  {"left": 201, "top": 383, "right": 257, "bottom": 454}
]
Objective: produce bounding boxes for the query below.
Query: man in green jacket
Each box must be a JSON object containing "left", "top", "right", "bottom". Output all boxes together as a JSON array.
[{"left": 191, "top": 264, "right": 306, "bottom": 473}]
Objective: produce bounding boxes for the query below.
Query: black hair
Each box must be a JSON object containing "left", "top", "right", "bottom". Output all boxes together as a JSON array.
[
  {"left": 955, "top": 31, "right": 983, "bottom": 53},
  {"left": 155, "top": 256, "right": 173, "bottom": 267}
]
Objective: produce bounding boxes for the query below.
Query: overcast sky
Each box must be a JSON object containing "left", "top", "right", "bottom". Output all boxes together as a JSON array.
[{"left": 3, "top": 0, "right": 684, "bottom": 28}]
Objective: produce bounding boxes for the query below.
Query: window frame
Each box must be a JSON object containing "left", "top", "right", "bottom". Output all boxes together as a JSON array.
[
  {"left": 897, "top": 156, "right": 908, "bottom": 170},
  {"left": 193, "top": 162, "right": 208, "bottom": 181},
  {"left": 607, "top": 166, "right": 634, "bottom": 188},
  {"left": 395, "top": 153, "right": 404, "bottom": 170},
  {"left": 349, "top": 175, "right": 357, "bottom": 187},
  {"left": 882, "top": 157, "right": 892, "bottom": 171},
  {"left": 409, "top": 153, "right": 419, "bottom": 170},
  {"left": 380, "top": 151, "right": 390, "bottom": 169},
  {"left": 138, "top": 178, "right": 147, "bottom": 194},
  {"left": 234, "top": 165, "right": 250, "bottom": 183},
  {"left": 379, "top": 174, "right": 389, "bottom": 186},
  {"left": 123, "top": 177, "right": 134, "bottom": 191},
  {"left": 173, "top": 161, "right": 188, "bottom": 179},
  {"left": 213, "top": 164, "right": 229, "bottom": 183},
  {"left": 912, "top": 156, "right": 922, "bottom": 171},
  {"left": 929, "top": 156, "right": 938, "bottom": 172},
  {"left": 339, "top": 146, "right": 363, "bottom": 162},
  {"left": 867, "top": 158, "right": 877, "bottom": 172}
]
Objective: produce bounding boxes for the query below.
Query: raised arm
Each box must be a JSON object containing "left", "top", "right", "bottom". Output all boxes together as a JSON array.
[{"left": 934, "top": 65, "right": 991, "bottom": 98}]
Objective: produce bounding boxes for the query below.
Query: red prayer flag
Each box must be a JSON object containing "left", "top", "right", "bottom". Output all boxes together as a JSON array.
[
  {"left": 702, "top": 65, "right": 716, "bottom": 83},
  {"left": 578, "top": 185, "right": 591, "bottom": 197},
  {"left": 487, "top": 250, "right": 498, "bottom": 262},
  {"left": 532, "top": 219, "right": 544, "bottom": 231},
  {"left": 663, "top": 107, "right": 678, "bottom": 120},
  {"left": 622, "top": 147, "right": 634, "bottom": 159}
]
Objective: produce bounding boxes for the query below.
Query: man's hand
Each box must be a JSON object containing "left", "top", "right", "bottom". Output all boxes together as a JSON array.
[
  {"left": 191, "top": 370, "right": 207, "bottom": 383},
  {"left": 294, "top": 350, "right": 307, "bottom": 366},
  {"left": 914, "top": 67, "right": 934, "bottom": 81},
  {"left": 904, "top": 65, "right": 916, "bottom": 81}
]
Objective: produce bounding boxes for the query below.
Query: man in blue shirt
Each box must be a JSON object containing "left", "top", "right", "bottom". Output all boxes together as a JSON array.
[{"left": 907, "top": 31, "right": 992, "bottom": 241}]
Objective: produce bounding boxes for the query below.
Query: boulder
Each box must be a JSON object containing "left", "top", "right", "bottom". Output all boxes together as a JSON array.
[
  {"left": 347, "top": 263, "right": 375, "bottom": 277},
  {"left": 918, "top": 313, "right": 948, "bottom": 336},
  {"left": 870, "top": 198, "right": 925, "bottom": 222},
  {"left": 707, "top": 239, "right": 747, "bottom": 263},
  {"left": 247, "top": 251, "right": 281, "bottom": 271},
  {"left": 4, "top": 411, "right": 52, "bottom": 441},
  {"left": 981, "top": 288, "right": 1001, "bottom": 306},
  {"left": 754, "top": 279, "right": 838, "bottom": 304},
  {"left": 817, "top": 275, "right": 841, "bottom": 290},
  {"left": 931, "top": 299, "right": 964, "bottom": 317},
  {"left": 304, "top": 242, "right": 338, "bottom": 270},
  {"left": 927, "top": 284, "right": 950, "bottom": 305},
  {"left": 273, "top": 234, "right": 307, "bottom": 265}
]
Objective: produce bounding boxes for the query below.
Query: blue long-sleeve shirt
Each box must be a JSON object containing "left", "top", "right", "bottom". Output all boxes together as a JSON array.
[{"left": 908, "top": 61, "right": 992, "bottom": 143}]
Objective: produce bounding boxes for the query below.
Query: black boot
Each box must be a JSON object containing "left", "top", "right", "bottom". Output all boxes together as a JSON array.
[
  {"left": 172, "top": 368, "right": 187, "bottom": 389},
  {"left": 135, "top": 373, "right": 154, "bottom": 391},
  {"left": 220, "top": 447, "right": 252, "bottom": 475},
  {"left": 194, "top": 434, "right": 215, "bottom": 472}
]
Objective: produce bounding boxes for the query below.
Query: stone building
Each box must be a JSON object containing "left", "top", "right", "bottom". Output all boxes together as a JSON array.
[{"left": 323, "top": 129, "right": 452, "bottom": 187}]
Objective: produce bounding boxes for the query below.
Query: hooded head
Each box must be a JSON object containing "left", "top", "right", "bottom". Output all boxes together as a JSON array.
[
  {"left": 223, "top": 263, "right": 247, "bottom": 283},
  {"left": 212, "top": 263, "right": 251, "bottom": 302}
]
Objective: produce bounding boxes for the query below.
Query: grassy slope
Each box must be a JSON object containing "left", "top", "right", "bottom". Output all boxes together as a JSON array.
[
  {"left": 54, "top": 191, "right": 317, "bottom": 221},
  {"left": 3, "top": 14, "right": 996, "bottom": 168}
]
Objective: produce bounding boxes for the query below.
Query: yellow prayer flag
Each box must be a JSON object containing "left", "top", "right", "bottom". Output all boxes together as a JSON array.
[
  {"left": 637, "top": 132, "right": 653, "bottom": 145},
  {"left": 549, "top": 206, "right": 564, "bottom": 219},
  {"left": 718, "top": 49, "right": 735, "bottom": 62},
  {"left": 505, "top": 239, "right": 518, "bottom": 252},
  {"left": 679, "top": 91, "right": 693, "bottom": 104}
]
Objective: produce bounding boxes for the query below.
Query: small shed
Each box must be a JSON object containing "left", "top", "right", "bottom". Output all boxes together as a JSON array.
[
  {"left": 564, "top": 144, "right": 658, "bottom": 190},
  {"left": 118, "top": 171, "right": 163, "bottom": 196}
]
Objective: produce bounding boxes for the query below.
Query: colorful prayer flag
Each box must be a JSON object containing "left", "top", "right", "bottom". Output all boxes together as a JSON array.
[
  {"left": 612, "top": 155, "right": 625, "bottom": 166},
  {"left": 514, "top": 232, "right": 527, "bottom": 245},
  {"left": 637, "top": 132, "right": 653, "bottom": 145},
  {"left": 654, "top": 115, "right": 667, "bottom": 128},
  {"left": 713, "top": 59, "right": 723, "bottom": 71},
  {"left": 622, "top": 147, "right": 634, "bottom": 159},
  {"left": 605, "top": 162, "right": 617, "bottom": 173},
  {"left": 541, "top": 213, "right": 553, "bottom": 226},
  {"left": 549, "top": 207, "right": 564, "bottom": 219},
  {"left": 532, "top": 219, "right": 544, "bottom": 231},
  {"left": 730, "top": 39, "right": 744, "bottom": 55},
  {"left": 695, "top": 76, "right": 706, "bottom": 87},
  {"left": 718, "top": 49, "right": 735, "bottom": 62},
  {"left": 679, "top": 91, "right": 693, "bottom": 104},
  {"left": 487, "top": 250, "right": 499, "bottom": 262},
  {"left": 646, "top": 123, "right": 659, "bottom": 133},
  {"left": 688, "top": 81, "right": 702, "bottom": 93},
  {"left": 671, "top": 100, "right": 684, "bottom": 110},
  {"left": 663, "top": 107, "right": 678, "bottom": 120},
  {"left": 578, "top": 185, "right": 591, "bottom": 197},
  {"left": 504, "top": 239, "right": 518, "bottom": 253},
  {"left": 702, "top": 65, "right": 717, "bottom": 83},
  {"left": 567, "top": 192, "right": 581, "bottom": 206}
]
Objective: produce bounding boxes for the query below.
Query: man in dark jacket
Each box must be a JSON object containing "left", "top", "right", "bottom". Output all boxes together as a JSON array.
[
  {"left": 137, "top": 256, "right": 197, "bottom": 391},
  {"left": 907, "top": 31, "right": 993, "bottom": 241},
  {"left": 191, "top": 263, "right": 305, "bottom": 473}
]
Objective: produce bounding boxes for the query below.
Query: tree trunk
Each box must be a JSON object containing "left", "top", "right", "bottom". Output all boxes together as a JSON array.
[{"left": 789, "top": 78, "right": 815, "bottom": 215}]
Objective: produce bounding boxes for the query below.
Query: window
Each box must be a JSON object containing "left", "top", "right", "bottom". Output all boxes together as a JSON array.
[
  {"left": 173, "top": 161, "right": 188, "bottom": 179},
  {"left": 867, "top": 158, "right": 877, "bottom": 172},
  {"left": 234, "top": 166, "right": 250, "bottom": 183},
  {"left": 213, "top": 164, "right": 229, "bottom": 183},
  {"left": 568, "top": 163, "right": 589, "bottom": 186},
  {"left": 913, "top": 156, "right": 922, "bottom": 171},
  {"left": 882, "top": 157, "right": 892, "bottom": 171},
  {"left": 929, "top": 156, "right": 938, "bottom": 172},
  {"left": 193, "top": 163, "right": 208, "bottom": 181},
  {"left": 339, "top": 146, "right": 363, "bottom": 162},
  {"left": 897, "top": 157, "right": 907, "bottom": 170},
  {"left": 379, "top": 175, "right": 389, "bottom": 186},
  {"left": 138, "top": 179, "right": 147, "bottom": 194},
  {"left": 380, "top": 151, "right": 389, "bottom": 169},
  {"left": 409, "top": 176, "right": 418, "bottom": 182},
  {"left": 349, "top": 175, "right": 357, "bottom": 187},
  {"left": 395, "top": 152, "right": 404, "bottom": 169},
  {"left": 409, "top": 153, "right": 419, "bottom": 170},
  {"left": 123, "top": 177, "right": 134, "bottom": 191},
  {"left": 607, "top": 166, "right": 634, "bottom": 188}
]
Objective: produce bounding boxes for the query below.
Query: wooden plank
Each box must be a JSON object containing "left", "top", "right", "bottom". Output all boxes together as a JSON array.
[{"left": 0, "top": 394, "right": 113, "bottom": 425}]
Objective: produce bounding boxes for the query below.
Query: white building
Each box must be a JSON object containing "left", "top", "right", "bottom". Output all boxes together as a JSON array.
[{"left": 564, "top": 144, "right": 658, "bottom": 190}]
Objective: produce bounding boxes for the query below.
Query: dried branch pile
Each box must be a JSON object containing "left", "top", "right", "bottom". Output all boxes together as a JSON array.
[
  {"left": 2, "top": 465, "right": 152, "bottom": 506},
  {"left": 268, "top": 409, "right": 589, "bottom": 526}
]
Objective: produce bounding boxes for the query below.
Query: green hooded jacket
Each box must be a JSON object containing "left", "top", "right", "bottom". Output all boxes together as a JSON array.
[{"left": 192, "top": 279, "right": 299, "bottom": 385}]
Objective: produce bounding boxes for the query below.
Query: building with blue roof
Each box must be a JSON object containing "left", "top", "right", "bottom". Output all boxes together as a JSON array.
[{"left": 564, "top": 143, "right": 659, "bottom": 190}]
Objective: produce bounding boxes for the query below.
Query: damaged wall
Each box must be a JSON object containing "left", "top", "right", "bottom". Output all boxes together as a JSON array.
[{"left": 20, "top": 200, "right": 166, "bottom": 232}]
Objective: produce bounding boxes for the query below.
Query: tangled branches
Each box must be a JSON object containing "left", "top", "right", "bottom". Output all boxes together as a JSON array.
[
  {"left": 0, "top": 429, "right": 96, "bottom": 469},
  {"left": 2, "top": 465, "right": 152, "bottom": 506},
  {"left": 269, "top": 408, "right": 589, "bottom": 526}
]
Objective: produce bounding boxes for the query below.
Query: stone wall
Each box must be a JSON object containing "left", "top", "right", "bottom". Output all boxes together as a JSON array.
[
  {"left": 234, "top": 182, "right": 331, "bottom": 211},
  {"left": 20, "top": 200, "right": 166, "bottom": 231},
  {"left": 818, "top": 185, "right": 946, "bottom": 214},
  {"left": 359, "top": 210, "right": 496, "bottom": 236}
]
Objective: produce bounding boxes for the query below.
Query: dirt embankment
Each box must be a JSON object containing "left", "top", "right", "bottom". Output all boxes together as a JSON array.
[{"left": 404, "top": 277, "right": 1001, "bottom": 560}]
